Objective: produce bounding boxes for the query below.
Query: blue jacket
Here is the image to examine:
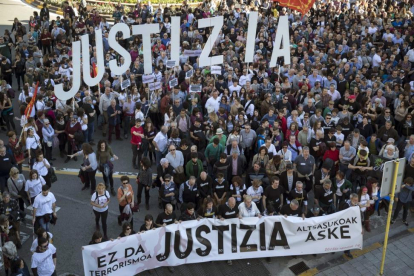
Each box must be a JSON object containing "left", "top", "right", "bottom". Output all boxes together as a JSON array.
[{"left": 397, "top": 184, "right": 414, "bottom": 203}]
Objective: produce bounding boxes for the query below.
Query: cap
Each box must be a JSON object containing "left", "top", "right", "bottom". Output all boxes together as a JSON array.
[
  {"left": 207, "top": 106, "right": 214, "bottom": 113},
  {"left": 216, "top": 128, "right": 224, "bottom": 135},
  {"left": 43, "top": 119, "right": 50, "bottom": 124},
  {"left": 342, "top": 58, "right": 347, "bottom": 63},
  {"left": 349, "top": 95, "right": 356, "bottom": 100},
  {"left": 387, "top": 138, "right": 395, "bottom": 143}
]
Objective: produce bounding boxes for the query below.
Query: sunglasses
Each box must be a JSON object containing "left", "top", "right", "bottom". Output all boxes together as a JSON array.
[
  {"left": 126, "top": 227, "right": 131, "bottom": 230},
  {"left": 122, "top": 181, "right": 129, "bottom": 184},
  {"left": 40, "top": 243, "right": 49, "bottom": 249}
]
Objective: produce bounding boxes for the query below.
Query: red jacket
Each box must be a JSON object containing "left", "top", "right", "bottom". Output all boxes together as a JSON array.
[
  {"left": 323, "top": 149, "right": 339, "bottom": 162},
  {"left": 130, "top": 126, "right": 143, "bottom": 146}
]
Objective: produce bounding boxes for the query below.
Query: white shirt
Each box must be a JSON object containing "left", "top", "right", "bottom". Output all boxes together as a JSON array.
[
  {"left": 18, "top": 92, "right": 33, "bottom": 103},
  {"left": 31, "top": 243, "right": 56, "bottom": 275},
  {"left": 328, "top": 90, "right": 341, "bottom": 102},
  {"left": 33, "top": 192, "right": 56, "bottom": 217},
  {"left": 360, "top": 193, "right": 370, "bottom": 212},
  {"left": 229, "top": 84, "right": 242, "bottom": 94},
  {"left": 33, "top": 160, "right": 50, "bottom": 176},
  {"left": 244, "top": 99, "right": 255, "bottom": 116},
  {"left": 30, "top": 232, "right": 53, "bottom": 253},
  {"left": 205, "top": 96, "right": 221, "bottom": 113},
  {"left": 36, "top": 100, "right": 45, "bottom": 112},
  {"left": 372, "top": 53, "right": 382, "bottom": 67},
  {"left": 277, "top": 149, "right": 292, "bottom": 162},
  {"left": 153, "top": 131, "right": 168, "bottom": 152},
  {"left": 91, "top": 191, "right": 110, "bottom": 212},
  {"left": 266, "top": 144, "right": 277, "bottom": 156},
  {"left": 25, "top": 177, "right": 46, "bottom": 198},
  {"left": 238, "top": 201, "right": 261, "bottom": 217},
  {"left": 246, "top": 186, "right": 263, "bottom": 203},
  {"left": 26, "top": 133, "right": 41, "bottom": 150}
]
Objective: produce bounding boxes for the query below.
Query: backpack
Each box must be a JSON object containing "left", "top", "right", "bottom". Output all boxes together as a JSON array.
[
  {"left": 95, "top": 191, "right": 109, "bottom": 203},
  {"left": 255, "top": 136, "right": 265, "bottom": 153}
]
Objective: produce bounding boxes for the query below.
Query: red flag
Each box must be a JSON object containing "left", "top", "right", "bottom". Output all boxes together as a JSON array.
[
  {"left": 276, "top": 0, "right": 315, "bottom": 16},
  {"left": 24, "top": 81, "right": 39, "bottom": 118},
  {"left": 92, "top": 62, "right": 98, "bottom": 78}
]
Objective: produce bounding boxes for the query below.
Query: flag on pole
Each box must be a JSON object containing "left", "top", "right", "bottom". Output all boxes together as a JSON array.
[
  {"left": 24, "top": 81, "right": 39, "bottom": 118},
  {"left": 92, "top": 62, "right": 98, "bottom": 78},
  {"left": 276, "top": 0, "right": 316, "bottom": 16}
]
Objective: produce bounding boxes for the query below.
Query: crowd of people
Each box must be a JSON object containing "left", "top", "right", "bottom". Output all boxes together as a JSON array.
[{"left": 1, "top": 0, "right": 414, "bottom": 274}]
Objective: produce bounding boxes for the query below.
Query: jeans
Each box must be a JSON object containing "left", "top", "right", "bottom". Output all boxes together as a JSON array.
[
  {"left": 108, "top": 124, "right": 121, "bottom": 141},
  {"left": 0, "top": 175, "right": 7, "bottom": 193},
  {"left": 393, "top": 200, "right": 409, "bottom": 221},
  {"left": 103, "top": 172, "right": 114, "bottom": 189},
  {"left": 84, "top": 170, "right": 97, "bottom": 190},
  {"left": 94, "top": 209, "right": 108, "bottom": 237},
  {"left": 123, "top": 116, "right": 132, "bottom": 136},
  {"left": 131, "top": 144, "right": 143, "bottom": 167},
  {"left": 2, "top": 112, "right": 15, "bottom": 132},
  {"left": 137, "top": 183, "right": 150, "bottom": 205},
  {"left": 155, "top": 150, "right": 163, "bottom": 166},
  {"left": 87, "top": 122, "right": 95, "bottom": 142},
  {"left": 36, "top": 214, "right": 52, "bottom": 232}
]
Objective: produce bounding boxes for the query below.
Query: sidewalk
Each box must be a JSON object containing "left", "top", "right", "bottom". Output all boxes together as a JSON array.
[{"left": 316, "top": 230, "right": 414, "bottom": 276}]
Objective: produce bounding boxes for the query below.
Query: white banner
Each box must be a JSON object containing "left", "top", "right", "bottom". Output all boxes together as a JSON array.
[
  {"left": 185, "top": 69, "right": 194, "bottom": 79},
  {"left": 120, "top": 79, "right": 131, "bottom": 90},
  {"left": 149, "top": 82, "right": 162, "bottom": 91},
  {"left": 169, "top": 78, "right": 178, "bottom": 88},
  {"left": 142, "top": 74, "right": 155, "bottom": 84},
  {"left": 190, "top": 84, "right": 202, "bottom": 92},
  {"left": 82, "top": 207, "right": 362, "bottom": 275},
  {"left": 211, "top": 65, "right": 222, "bottom": 75},
  {"left": 183, "top": 49, "right": 202, "bottom": 57},
  {"left": 166, "top": 60, "right": 176, "bottom": 68}
]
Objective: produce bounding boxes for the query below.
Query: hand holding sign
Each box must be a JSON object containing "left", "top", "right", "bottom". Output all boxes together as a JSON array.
[
  {"left": 169, "top": 78, "right": 178, "bottom": 88},
  {"left": 186, "top": 70, "right": 194, "bottom": 79},
  {"left": 142, "top": 74, "right": 155, "bottom": 84}
]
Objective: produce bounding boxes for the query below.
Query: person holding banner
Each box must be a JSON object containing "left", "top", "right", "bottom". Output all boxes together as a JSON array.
[{"left": 263, "top": 176, "right": 284, "bottom": 214}]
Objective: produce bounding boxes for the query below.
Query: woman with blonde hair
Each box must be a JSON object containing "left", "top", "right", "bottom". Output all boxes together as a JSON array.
[
  {"left": 90, "top": 183, "right": 110, "bottom": 241},
  {"left": 7, "top": 167, "right": 26, "bottom": 212}
]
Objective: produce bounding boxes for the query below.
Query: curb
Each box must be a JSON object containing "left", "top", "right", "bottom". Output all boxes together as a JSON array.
[
  {"left": 24, "top": 0, "right": 63, "bottom": 15},
  {"left": 299, "top": 226, "right": 414, "bottom": 275}
]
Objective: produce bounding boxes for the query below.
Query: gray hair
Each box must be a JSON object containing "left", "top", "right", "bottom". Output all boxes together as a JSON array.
[{"left": 290, "top": 199, "right": 299, "bottom": 207}]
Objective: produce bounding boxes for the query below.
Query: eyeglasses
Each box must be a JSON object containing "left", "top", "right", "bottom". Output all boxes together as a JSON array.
[
  {"left": 122, "top": 181, "right": 129, "bottom": 184},
  {"left": 126, "top": 227, "right": 131, "bottom": 230}
]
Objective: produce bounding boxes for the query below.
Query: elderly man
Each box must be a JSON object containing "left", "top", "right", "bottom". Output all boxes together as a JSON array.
[
  {"left": 346, "top": 128, "right": 366, "bottom": 149},
  {"left": 107, "top": 99, "right": 122, "bottom": 143},
  {"left": 240, "top": 123, "right": 257, "bottom": 162},
  {"left": 377, "top": 120, "right": 399, "bottom": 147},
  {"left": 165, "top": 144, "right": 184, "bottom": 170},
  {"left": 314, "top": 179, "right": 336, "bottom": 214},
  {"left": 280, "top": 199, "right": 305, "bottom": 219},
  {"left": 179, "top": 176, "right": 199, "bottom": 210},
  {"left": 238, "top": 195, "right": 261, "bottom": 218},
  {"left": 294, "top": 147, "right": 315, "bottom": 193},
  {"left": 153, "top": 126, "right": 169, "bottom": 165},
  {"left": 339, "top": 140, "right": 356, "bottom": 179},
  {"left": 209, "top": 128, "right": 227, "bottom": 147},
  {"left": 99, "top": 87, "right": 120, "bottom": 137}
]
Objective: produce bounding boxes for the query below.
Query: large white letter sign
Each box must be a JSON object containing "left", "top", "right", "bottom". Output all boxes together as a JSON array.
[
  {"left": 269, "top": 16, "right": 291, "bottom": 67},
  {"left": 54, "top": 41, "right": 81, "bottom": 100},
  {"left": 170, "top": 17, "right": 180, "bottom": 67},
  {"left": 81, "top": 29, "right": 105, "bottom": 86},
  {"left": 198, "top": 16, "right": 223, "bottom": 67},
  {"left": 245, "top": 12, "right": 258, "bottom": 63},
  {"left": 132, "top": 24, "right": 160, "bottom": 74},
  {"left": 108, "top": 23, "right": 132, "bottom": 75}
]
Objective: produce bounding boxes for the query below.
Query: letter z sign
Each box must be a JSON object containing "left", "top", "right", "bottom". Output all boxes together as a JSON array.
[{"left": 198, "top": 17, "right": 223, "bottom": 67}]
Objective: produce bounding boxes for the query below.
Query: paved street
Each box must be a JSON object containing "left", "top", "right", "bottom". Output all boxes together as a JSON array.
[{"left": 0, "top": 0, "right": 414, "bottom": 275}]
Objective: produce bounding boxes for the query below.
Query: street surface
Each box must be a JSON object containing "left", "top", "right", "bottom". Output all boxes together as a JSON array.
[{"left": 0, "top": 0, "right": 413, "bottom": 275}]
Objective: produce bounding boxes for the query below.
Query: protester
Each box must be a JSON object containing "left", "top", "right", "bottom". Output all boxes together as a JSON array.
[
  {"left": 90, "top": 183, "right": 110, "bottom": 241},
  {"left": 69, "top": 143, "right": 98, "bottom": 193},
  {"left": 32, "top": 185, "right": 56, "bottom": 233}
]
